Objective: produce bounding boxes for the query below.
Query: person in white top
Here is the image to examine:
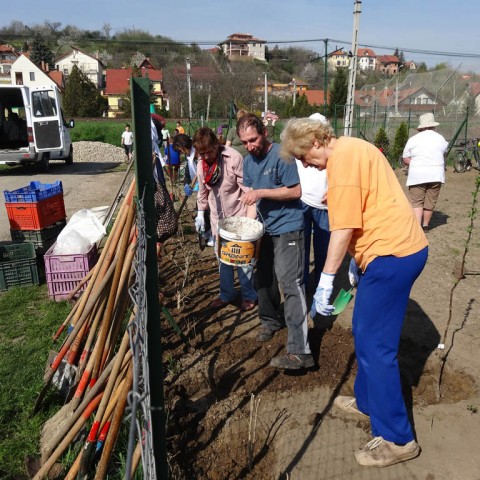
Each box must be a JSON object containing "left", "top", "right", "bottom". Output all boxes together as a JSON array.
[
  {"left": 402, "top": 113, "right": 448, "bottom": 232},
  {"left": 295, "top": 112, "right": 330, "bottom": 290},
  {"left": 120, "top": 124, "right": 134, "bottom": 162}
]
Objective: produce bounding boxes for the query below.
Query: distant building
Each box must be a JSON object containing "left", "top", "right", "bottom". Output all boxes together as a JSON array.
[
  {"left": 403, "top": 61, "right": 417, "bottom": 71},
  {"left": 221, "top": 33, "right": 266, "bottom": 62},
  {"left": 0, "top": 44, "right": 20, "bottom": 83},
  {"left": 357, "top": 48, "right": 378, "bottom": 71},
  {"left": 376, "top": 55, "right": 400, "bottom": 76},
  {"left": 55, "top": 47, "right": 105, "bottom": 88},
  {"left": 327, "top": 49, "right": 350, "bottom": 71},
  {"left": 10, "top": 54, "right": 64, "bottom": 90},
  {"left": 301, "top": 90, "right": 328, "bottom": 108},
  {"left": 104, "top": 67, "right": 163, "bottom": 118}
]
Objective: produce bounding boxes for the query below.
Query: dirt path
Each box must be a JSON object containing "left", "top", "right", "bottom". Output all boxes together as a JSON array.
[{"left": 160, "top": 168, "right": 480, "bottom": 480}]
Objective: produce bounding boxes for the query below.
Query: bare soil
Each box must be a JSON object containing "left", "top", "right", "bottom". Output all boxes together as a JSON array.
[{"left": 159, "top": 169, "right": 480, "bottom": 480}]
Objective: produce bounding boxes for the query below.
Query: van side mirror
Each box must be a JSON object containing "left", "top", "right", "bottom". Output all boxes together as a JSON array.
[{"left": 68, "top": 119, "right": 75, "bottom": 128}]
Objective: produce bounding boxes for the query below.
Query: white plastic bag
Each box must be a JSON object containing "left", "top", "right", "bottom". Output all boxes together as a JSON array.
[
  {"left": 57, "top": 208, "right": 106, "bottom": 246},
  {"left": 53, "top": 230, "right": 92, "bottom": 255}
]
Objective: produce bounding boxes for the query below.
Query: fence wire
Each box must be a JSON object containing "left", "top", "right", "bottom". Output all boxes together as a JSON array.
[{"left": 125, "top": 189, "right": 157, "bottom": 480}]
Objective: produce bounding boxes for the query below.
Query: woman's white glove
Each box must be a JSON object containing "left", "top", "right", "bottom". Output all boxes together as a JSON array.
[
  {"left": 348, "top": 258, "right": 362, "bottom": 287},
  {"left": 195, "top": 210, "right": 205, "bottom": 233},
  {"left": 311, "top": 272, "right": 335, "bottom": 317}
]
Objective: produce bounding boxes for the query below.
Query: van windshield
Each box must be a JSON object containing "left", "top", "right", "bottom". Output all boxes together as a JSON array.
[{"left": 31, "top": 90, "right": 57, "bottom": 117}]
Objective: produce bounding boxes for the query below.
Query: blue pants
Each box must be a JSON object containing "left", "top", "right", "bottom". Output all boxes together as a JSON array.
[
  {"left": 353, "top": 247, "right": 428, "bottom": 444},
  {"left": 302, "top": 202, "right": 330, "bottom": 288},
  {"left": 219, "top": 261, "right": 257, "bottom": 303}
]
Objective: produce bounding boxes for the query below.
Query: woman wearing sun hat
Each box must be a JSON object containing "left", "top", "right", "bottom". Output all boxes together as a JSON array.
[{"left": 402, "top": 112, "right": 448, "bottom": 232}]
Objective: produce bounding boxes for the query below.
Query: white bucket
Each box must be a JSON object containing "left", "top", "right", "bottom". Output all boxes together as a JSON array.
[{"left": 217, "top": 217, "right": 264, "bottom": 266}]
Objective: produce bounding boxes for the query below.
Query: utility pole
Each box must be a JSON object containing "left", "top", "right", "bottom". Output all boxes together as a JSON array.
[
  {"left": 344, "top": 0, "right": 362, "bottom": 136},
  {"left": 186, "top": 57, "right": 192, "bottom": 122},
  {"left": 264, "top": 72, "right": 268, "bottom": 119},
  {"left": 292, "top": 78, "right": 297, "bottom": 106},
  {"left": 324, "top": 38, "right": 329, "bottom": 113}
]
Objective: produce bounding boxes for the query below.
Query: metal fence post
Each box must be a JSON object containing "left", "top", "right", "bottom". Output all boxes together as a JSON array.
[{"left": 131, "top": 76, "right": 169, "bottom": 479}]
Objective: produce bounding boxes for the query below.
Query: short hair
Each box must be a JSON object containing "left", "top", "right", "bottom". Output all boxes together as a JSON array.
[
  {"left": 172, "top": 133, "right": 192, "bottom": 152},
  {"left": 192, "top": 127, "right": 221, "bottom": 152},
  {"left": 125, "top": 124, "right": 130, "bottom": 128},
  {"left": 236, "top": 113, "right": 265, "bottom": 137},
  {"left": 280, "top": 118, "right": 336, "bottom": 163}
]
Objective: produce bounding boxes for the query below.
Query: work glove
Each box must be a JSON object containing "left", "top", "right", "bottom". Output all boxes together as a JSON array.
[
  {"left": 348, "top": 258, "right": 362, "bottom": 287},
  {"left": 195, "top": 210, "right": 205, "bottom": 233},
  {"left": 184, "top": 184, "right": 193, "bottom": 197},
  {"left": 311, "top": 272, "right": 335, "bottom": 317}
]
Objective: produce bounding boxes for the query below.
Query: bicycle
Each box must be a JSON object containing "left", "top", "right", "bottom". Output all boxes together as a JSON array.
[{"left": 453, "top": 138, "right": 480, "bottom": 173}]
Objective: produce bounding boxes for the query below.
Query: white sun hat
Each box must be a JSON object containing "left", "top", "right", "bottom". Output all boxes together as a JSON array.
[
  {"left": 417, "top": 112, "right": 439, "bottom": 130},
  {"left": 309, "top": 113, "right": 328, "bottom": 124}
]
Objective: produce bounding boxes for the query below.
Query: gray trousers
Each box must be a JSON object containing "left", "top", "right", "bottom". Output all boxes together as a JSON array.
[{"left": 256, "top": 230, "right": 311, "bottom": 355}]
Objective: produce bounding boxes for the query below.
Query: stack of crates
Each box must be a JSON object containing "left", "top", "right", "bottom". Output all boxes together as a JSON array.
[
  {"left": 4, "top": 181, "right": 67, "bottom": 253},
  {"left": 44, "top": 243, "right": 99, "bottom": 301},
  {"left": 0, "top": 242, "right": 39, "bottom": 291}
]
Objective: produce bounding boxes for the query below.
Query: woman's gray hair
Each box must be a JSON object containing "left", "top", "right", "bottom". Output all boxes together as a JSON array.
[{"left": 280, "top": 118, "right": 335, "bottom": 163}]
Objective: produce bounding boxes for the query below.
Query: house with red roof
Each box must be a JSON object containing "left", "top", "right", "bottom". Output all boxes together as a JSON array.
[
  {"left": 376, "top": 55, "right": 400, "bottom": 76},
  {"left": 327, "top": 49, "right": 350, "bottom": 71},
  {"left": 104, "top": 67, "right": 164, "bottom": 118},
  {"left": 300, "top": 90, "right": 328, "bottom": 108},
  {"left": 357, "top": 48, "right": 378, "bottom": 71},
  {"left": 0, "top": 44, "right": 20, "bottom": 84},
  {"left": 355, "top": 85, "right": 445, "bottom": 115},
  {"left": 221, "top": 33, "right": 266, "bottom": 62}
]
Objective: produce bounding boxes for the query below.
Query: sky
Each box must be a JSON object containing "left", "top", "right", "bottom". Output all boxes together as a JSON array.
[{"left": 3, "top": 0, "right": 480, "bottom": 73}]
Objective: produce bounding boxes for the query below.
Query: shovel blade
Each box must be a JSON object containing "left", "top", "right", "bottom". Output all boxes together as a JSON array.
[{"left": 332, "top": 288, "right": 354, "bottom": 315}]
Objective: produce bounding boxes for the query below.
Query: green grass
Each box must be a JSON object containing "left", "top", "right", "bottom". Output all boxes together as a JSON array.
[
  {"left": 71, "top": 120, "right": 125, "bottom": 145},
  {"left": 0, "top": 285, "right": 71, "bottom": 478}
]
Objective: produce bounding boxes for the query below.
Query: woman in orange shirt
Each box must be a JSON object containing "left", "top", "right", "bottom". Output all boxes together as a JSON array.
[{"left": 280, "top": 118, "right": 428, "bottom": 469}]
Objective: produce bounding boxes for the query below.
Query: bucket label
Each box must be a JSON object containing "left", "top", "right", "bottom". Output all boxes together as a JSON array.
[{"left": 219, "top": 239, "right": 256, "bottom": 265}]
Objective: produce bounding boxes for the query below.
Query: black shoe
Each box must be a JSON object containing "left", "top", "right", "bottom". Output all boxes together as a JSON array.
[
  {"left": 422, "top": 225, "right": 429, "bottom": 233},
  {"left": 270, "top": 353, "right": 314, "bottom": 370},
  {"left": 256, "top": 328, "right": 274, "bottom": 342}
]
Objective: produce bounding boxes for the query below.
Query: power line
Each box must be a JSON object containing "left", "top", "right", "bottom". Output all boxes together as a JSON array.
[{"left": 3, "top": 31, "right": 480, "bottom": 60}]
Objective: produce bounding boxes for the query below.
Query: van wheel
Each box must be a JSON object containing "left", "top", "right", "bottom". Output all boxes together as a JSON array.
[
  {"left": 65, "top": 145, "right": 73, "bottom": 165},
  {"left": 39, "top": 153, "right": 50, "bottom": 172}
]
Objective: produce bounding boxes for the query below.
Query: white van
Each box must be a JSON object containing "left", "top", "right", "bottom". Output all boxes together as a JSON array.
[{"left": 0, "top": 84, "right": 74, "bottom": 172}]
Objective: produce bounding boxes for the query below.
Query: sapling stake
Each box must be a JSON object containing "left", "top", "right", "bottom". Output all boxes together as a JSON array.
[{"left": 437, "top": 174, "right": 480, "bottom": 398}]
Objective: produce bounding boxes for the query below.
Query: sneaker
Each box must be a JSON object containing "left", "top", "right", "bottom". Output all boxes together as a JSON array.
[
  {"left": 207, "top": 235, "right": 214, "bottom": 247},
  {"left": 334, "top": 395, "right": 369, "bottom": 419},
  {"left": 256, "top": 328, "right": 274, "bottom": 342},
  {"left": 270, "top": 353, "right": 314, "bottom": 370},
  {"left": 355, "top": 436, "right": 420, "bottom": 467}
]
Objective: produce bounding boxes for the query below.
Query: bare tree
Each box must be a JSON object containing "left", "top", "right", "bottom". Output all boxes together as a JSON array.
[{"left": 102, "top": 23, "right": 112, "bottom": 39}]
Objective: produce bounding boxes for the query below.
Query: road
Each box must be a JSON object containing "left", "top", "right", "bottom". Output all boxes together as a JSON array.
[{"left": 0, "top": 162, "right": 128, "bottom": 242}]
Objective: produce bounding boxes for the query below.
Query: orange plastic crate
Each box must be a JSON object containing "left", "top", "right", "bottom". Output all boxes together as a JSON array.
[{"left": 5, "top": 193, "right": 66, "bottom": 230}]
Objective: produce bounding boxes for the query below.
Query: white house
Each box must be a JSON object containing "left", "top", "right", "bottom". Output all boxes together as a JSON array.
[
  {"left": 55, "top": 47, "right": 105, "bottom": 88},
  {"left": 357, "top": 48, "right": 377, "bottom": 71},
  {"left": 10, "top": 54, "right": 63, "bottom": 89},
  {"left": 221, "top": 33, "right": 266, "bottom": 62}
]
